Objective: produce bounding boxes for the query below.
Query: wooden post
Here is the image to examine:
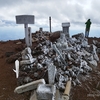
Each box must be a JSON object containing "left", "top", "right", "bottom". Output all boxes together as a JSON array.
[
  {"left": 64, "top": 79, "right": 71, "bottom": 96},
  {"left": 62, "top": 78, "right": 71, "bottom": 100}
]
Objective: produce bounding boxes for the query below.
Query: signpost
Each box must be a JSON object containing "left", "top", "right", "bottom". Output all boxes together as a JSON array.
[{"left": 15, "top": 15, "right": 34, "bottom": 46}]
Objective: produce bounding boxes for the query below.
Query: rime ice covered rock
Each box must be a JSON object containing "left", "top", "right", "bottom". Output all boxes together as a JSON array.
[
  {"left": 72, "top": 33, "right": 85, "bottom": 40},
  {"left": 48, "top": 63, "right": 57, "bottom": 84},
  {"left": 97, "top": 48, "right": 100, "bottom": 53},
  {"left": 93, "top": 40, "right": 100, "bottom": 48},
  {"left": 56, "top": 34, "right": 68, "bottom": 51},
  {"left": 91, "top": 44, "right": 99, "bottom": 61},
  {"left": 20, "top": 47, "right": 36, "bottom": 65},
  {"left": 36, "top": 84, "right": 56, "bottom": 100},
  {"left": 37, "top": 63, "right": 43, "bottom": 69},
  {"left": 88, "top": 60, "right": 98, "bottom": 67}
]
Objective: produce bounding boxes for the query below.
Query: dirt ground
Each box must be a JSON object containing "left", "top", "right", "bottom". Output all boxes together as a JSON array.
[{"left": 0, "top": 38, "right": 100, "bottom": 100}]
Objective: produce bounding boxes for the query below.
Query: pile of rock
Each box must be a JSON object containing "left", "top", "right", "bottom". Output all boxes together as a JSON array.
[
  {"left": 13, "top": 33, "right": 99, "bottom": 100},
  {"left": 14, "top": 33, "right": 99, "bottom": 91}
]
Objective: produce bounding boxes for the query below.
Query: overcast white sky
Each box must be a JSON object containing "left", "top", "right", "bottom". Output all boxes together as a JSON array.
[{"left": 0, "top": 0, "right": 100, "bottom": 40}]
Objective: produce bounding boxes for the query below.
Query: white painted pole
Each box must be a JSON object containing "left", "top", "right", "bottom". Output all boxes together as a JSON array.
[
  {"left": 24, "top": 24, "right": 29, "bottom": 46},
  {"left": 28, "top": 27, "right": 32, "bottom": 47},
  {"left": 13, "top": 60, "right": 19, "bottom": 78}
]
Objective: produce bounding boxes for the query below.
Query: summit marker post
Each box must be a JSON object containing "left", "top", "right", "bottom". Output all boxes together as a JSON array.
[{"left": 15, "top": 15, "right": 34, "bottom": 46}]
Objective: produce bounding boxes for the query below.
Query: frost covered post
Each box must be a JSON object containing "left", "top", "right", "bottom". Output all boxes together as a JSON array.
[
  {"left": 62, "top": 22, "right": 70, "bottom": 38},
  {"left": 15, "top": 15, "right": 34, "bottom": 47},
  {"left": 28, "top": 27, "right": 32, "bottom": 47}
]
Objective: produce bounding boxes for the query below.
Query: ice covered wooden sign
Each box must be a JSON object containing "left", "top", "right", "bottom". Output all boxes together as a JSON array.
[{"left": 15, "top": 15, "right": 35, "bottom": 46}]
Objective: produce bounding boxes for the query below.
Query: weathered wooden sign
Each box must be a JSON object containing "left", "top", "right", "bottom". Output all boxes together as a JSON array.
[{"left": 16, "top": 15, "right": 34, "bottom": 24}]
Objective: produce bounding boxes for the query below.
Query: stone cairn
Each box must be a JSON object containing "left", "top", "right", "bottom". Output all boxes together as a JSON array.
[{"left": 14, "top": 32, "right": 100, "bottom": 100}]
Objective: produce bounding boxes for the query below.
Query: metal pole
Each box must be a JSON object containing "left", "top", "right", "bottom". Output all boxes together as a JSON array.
[{"left": 49, "top": 16, "right": 51, "bottom": 33}]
